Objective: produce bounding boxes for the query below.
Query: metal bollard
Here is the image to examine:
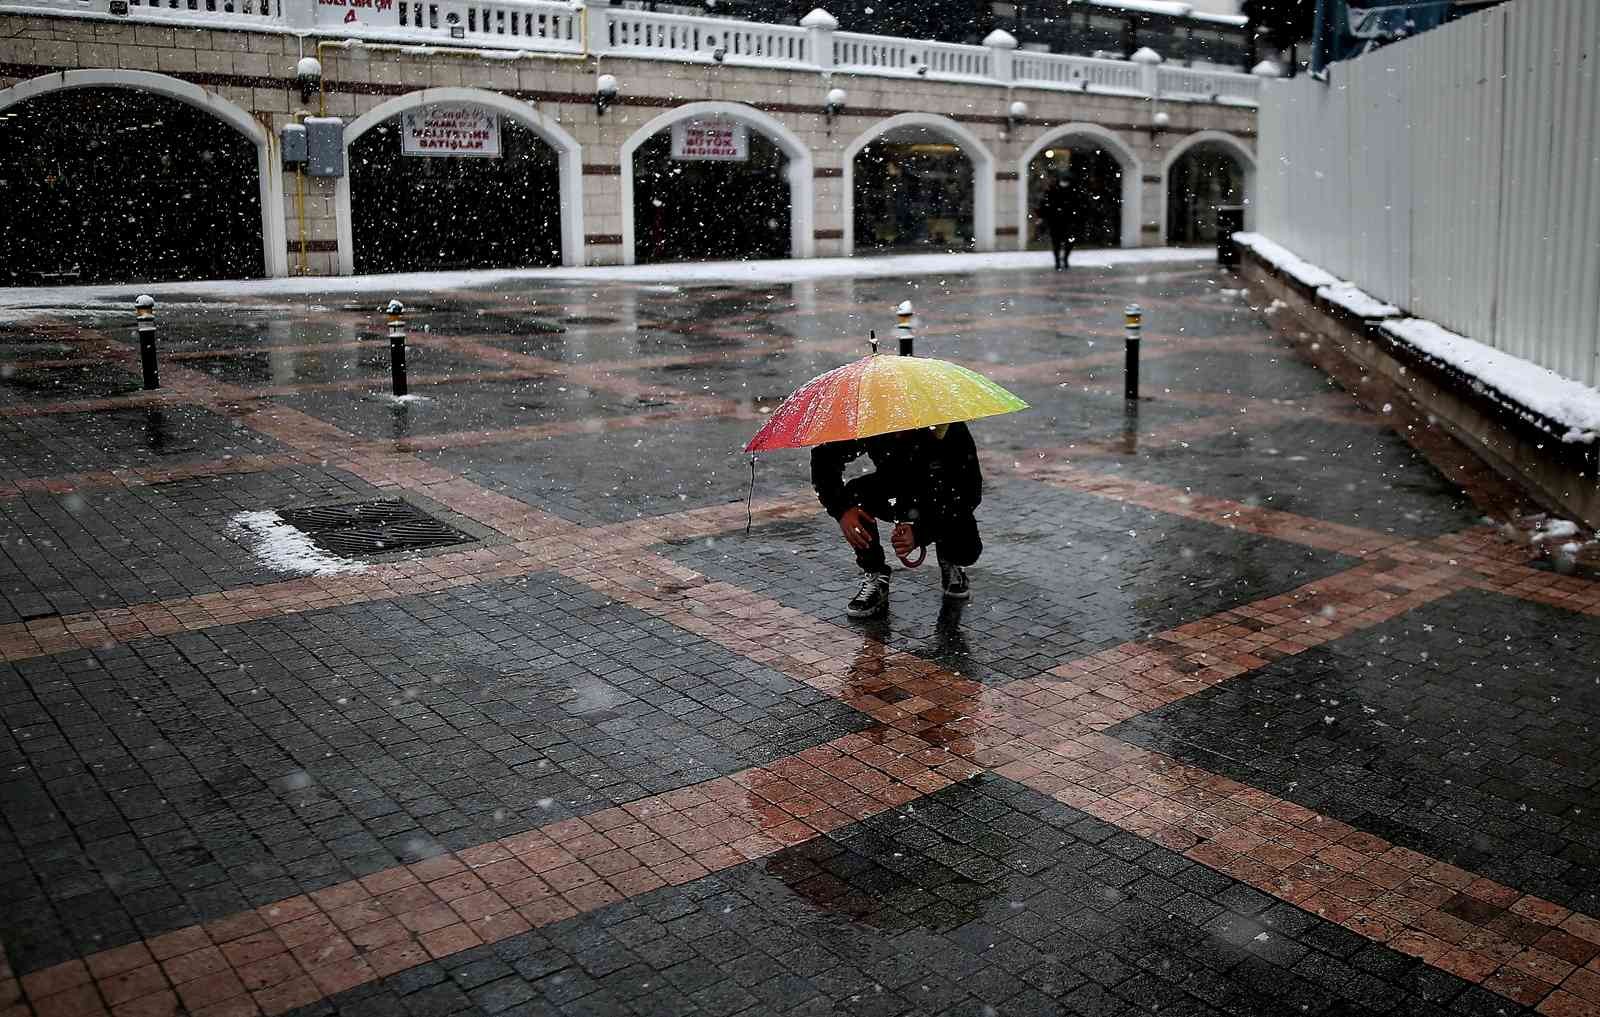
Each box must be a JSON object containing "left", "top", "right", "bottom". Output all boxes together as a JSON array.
[
  {"left": 385, "top": 299, "right": 408, "bottom": 397},
  {"left": 896, "top": 300, "right": 915, "bottom": 356},
  {"left": 1124, "top": 303, "right": 1142, "bottom": 402},
  {"left": 134, "top": 294, "right": 159, "bottom": 390}
]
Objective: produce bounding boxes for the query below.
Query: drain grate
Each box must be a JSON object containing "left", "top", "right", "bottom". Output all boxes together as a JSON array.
[{"left": 278, "top": 499, "right": 474, "bottom": 558}]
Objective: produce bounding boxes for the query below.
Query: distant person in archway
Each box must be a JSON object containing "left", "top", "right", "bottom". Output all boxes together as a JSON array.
[{"left": 1039, "top": 173, "right": 1082, "bottom": 271}]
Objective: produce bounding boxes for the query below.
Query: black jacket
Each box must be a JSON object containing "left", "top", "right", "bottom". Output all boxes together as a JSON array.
[
  {"left": 1039, "top": 184, "right": 1081, "bottom": 234},
  {"left": 811, "top": 422, "right": 983, "bottom": 525}
]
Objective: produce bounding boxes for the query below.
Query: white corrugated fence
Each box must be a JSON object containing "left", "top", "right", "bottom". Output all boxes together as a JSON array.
[{"left": 1254, "top": 0, "right": 1600, "bottom": 386}]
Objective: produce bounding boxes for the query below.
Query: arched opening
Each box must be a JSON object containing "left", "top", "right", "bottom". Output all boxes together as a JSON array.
[
  {"left": 632, "top": 128, "right": 791, "bottom": 264},
  {"left": 348, "top": 106, "right": 562, "bottom": 274},
  {"left": 1166, "top": 140, "right": 1249, "bottom": 246},
  {"left": 0, "top": 86, "right": 264, "bottom": 285},
  {"left": 852, "top": 126, "right": 976, "bottom": 254},
  {"left": 1025, "top": 144, "right": 1125, "bottom": 250}
]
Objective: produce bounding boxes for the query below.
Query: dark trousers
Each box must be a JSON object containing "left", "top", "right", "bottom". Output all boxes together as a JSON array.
[
  {"left": 1050, "top": 231, "right": 1074, "bottom": 269},
  {"left": 841, "top": 474, "right": 982, "bottom": 576}
]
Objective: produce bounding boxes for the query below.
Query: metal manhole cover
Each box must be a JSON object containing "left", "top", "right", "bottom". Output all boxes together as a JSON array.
[
  {"left": 278, "top": 499, "right": 474, "bottom": 558},
  {"left": 561, "top": 315, "right": 619, "bottom": 326}
]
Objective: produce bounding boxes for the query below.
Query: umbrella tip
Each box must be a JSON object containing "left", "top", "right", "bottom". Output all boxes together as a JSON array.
[{"left": 868, "top": 329, "right": 878, "bottom": 354}]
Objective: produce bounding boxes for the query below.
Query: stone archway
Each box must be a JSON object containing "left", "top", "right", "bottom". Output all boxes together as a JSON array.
[
  {"left": 337, "top": 87, "right": 584, "bottom": 273},
  {"left": 620, "top": 101, "right": 814, "bottom": 266},
  {"left": 1160, "top": 130, "right": 1256, "bottom": 245},
  {"left": 0, "top": 69, "right": 285, "bottom": 281},
  {"left": 842, "top": 113, "right": 996, "bottom": 256},
  {"left": 1016, "top": 124, "right": 1141, "bottom": 250}
]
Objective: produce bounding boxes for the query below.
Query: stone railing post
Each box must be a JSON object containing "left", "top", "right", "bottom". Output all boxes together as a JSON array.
[
  {"left": 282, "top": 0, "right": 315, "bottom": 32},
  {"left": 982, "top": 28, "right": 1016, "bottom": 84},
  {"left": 801, "top": 8, "right": 837, "bottom": 72},
  {"left": 585, "top": 2, "right": 613, "bottom": 58},
  {"left": 1131, "top": 45, "right": 1162, "bottom": 98}
]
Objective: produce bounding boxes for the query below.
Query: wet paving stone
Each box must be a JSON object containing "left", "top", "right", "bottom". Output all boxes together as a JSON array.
[
  {"left": 0, "top": 573, "right": 869, "bottom": 971},
  {"left": 289, "top": 777, "right": 1531, "bottom": 1017},
  {"left": 1109, "top": 588, "right": 1600, "bottom": 916},
  {"left": 1087, "top": 418, "right": 1484, "bottom": 538},
  {"left": 183, "top": 342, "right": 495, "bottom": 389},
  {"left": 661, "top": 477, "right": 1358, "bottom": 683},
  {"left": 0, "top": 404, "right": 284, "bottom": 481},
  {"left": 0, "top": 360, "right": 142, "bottom": 404},
  {"left": 273, "top": 377, "right": 646, "bottom": 440},
  {"left": 426, "top": 416, "right": 814, "bottom": 524},
  {"left": 0, "top": 466, "right": 383, "bottom": 621}
]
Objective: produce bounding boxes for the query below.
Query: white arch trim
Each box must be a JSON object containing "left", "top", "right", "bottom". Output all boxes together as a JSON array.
[
  {"left": 0, "top": 69, "right": 287, "bottom": 279},
  {"left": 619, "top": 101, "right": 814, "bottom": 266},
  {"left": 1158, "top": 129, "right": 1257, "bottom": 242},
  {"left": 841, "top": 113, "right": 997, "bottom": 256},
  {"left": 1015, "top": 124, "right": 1142, "bottom": 251},
  {"left": 337, "top": 88, "right": 585, "bottom": 273}
]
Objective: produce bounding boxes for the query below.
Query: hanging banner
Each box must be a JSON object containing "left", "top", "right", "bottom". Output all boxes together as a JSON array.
[
  {"left": 670, "top": 118, "right": 749, "bottom": 161},
  {"left": 401, "top": 105, "right": 501, "bottom": 158},
  {"left": 1311, "top": 0, "right": 1451, "bottom": 73}
]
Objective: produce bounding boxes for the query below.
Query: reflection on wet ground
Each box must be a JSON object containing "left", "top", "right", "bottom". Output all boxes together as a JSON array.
[{"left": 0, "top": 260, "right": 1589, "bottom": 1017}]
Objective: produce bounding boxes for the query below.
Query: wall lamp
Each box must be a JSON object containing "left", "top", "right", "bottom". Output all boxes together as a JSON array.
[
  {"left": 1149, "top": 110, "right": 1170, "bottom": 138},
  {"left": 295, "top": 56, "right": 322, "bottom": 107},
  {"left": 1006, "top": 99, "right": 1028, "bottom": 139},
  {"left": 824, "top": 87, "right": 847, "bottom": 128},
  {"left": 595, "top": 74, "right": 619, "bottom": 116}
]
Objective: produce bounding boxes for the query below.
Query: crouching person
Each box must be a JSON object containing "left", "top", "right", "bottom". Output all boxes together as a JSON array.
[{"left": 811, "top": 421, "right": 983, "bottom": 619}]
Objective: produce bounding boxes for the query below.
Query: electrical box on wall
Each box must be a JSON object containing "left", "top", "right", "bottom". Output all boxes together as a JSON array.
[
  {"left": 280, "top": 123, "right": 307, "bottom": 166},
  {"left": 304, "top": 117, "right": 344, "bottom": 178}
]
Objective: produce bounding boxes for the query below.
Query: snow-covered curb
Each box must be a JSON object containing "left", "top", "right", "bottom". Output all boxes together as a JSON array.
[
  {"left": 1314, "top": 282, "right": 1399, "bottom": 320},
  {"left": 1231, "top": 232, "right": 1338, "bottom": 289},
  {"left": 1378, "top": 319, "right": 1600, "bottom": 444},
  {"left": 0, "top": 248, "right": 1214, "bottom": 317},
  {"left": 1233, "top": 232, "right": 1600, "bottom": 446}
]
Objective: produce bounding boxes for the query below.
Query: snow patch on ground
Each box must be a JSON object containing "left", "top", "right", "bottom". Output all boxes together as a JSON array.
[
  {"left": 1316, "top": 282, "right": 1399, "bottom": 320},
  {"left": 1380, "top": 318, "right": 1600, "bottom": 443},
  {"left": 0, "top": 249, "right": 1214, "bottom": 312},
  {"left": 1232, "top": 233, "right": 1339, "bottom": 288},
  {"left": 228, "top": 510, "right": 368, "bottom": 576}
]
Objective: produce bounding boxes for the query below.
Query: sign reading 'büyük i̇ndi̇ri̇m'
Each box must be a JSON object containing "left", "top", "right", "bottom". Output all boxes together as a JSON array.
[
  {"left": 670, "top": 118, "right": 748, "bottom": 161},
  {"left": 401, "top": 105, "right": 501, "bottom": 158}
]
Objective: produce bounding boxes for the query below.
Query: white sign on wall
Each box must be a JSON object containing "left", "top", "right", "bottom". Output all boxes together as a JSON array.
[
  {"left": 401, "top": 105, "right": 501, "bottom": 158},
  {"left": 670, "top": 118, "right": 749, "bottom": 161},
  {"left": 314, "top": 0, "right": 399, "bottom": 29}
]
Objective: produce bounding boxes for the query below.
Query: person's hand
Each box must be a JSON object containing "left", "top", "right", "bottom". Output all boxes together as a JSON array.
[
  {"left": 891, "top": 523, "right": 917, "bottom": 558},
  {"left": 839, "top": 507, "right": 875, "bottom": 550}
]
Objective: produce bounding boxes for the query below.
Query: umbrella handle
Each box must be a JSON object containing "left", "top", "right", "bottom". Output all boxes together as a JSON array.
[{"left": 897, "top": 546, "right": 926, "bottom": 569}]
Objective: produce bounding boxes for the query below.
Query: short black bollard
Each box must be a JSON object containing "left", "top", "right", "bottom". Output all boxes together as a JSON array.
[
  {"left": 1123, "top": 303, "right": 1142, "bottom": 401},
  {"left": 896, "top": 300, "right": 915, "bottom": 356},
  {"left": 134, "top": 294, "right": 159, "bottom": 390},
  {"left": 385, "top": 299, "right": 408, "bottom": 397}
]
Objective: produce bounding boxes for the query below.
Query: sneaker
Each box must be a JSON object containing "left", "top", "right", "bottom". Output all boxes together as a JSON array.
[
  {"left": 846, "top": 572, "right": 890, "bottom": 619},
  {"left": 940, "top": 562, "right": 970, "bottom": 600}
]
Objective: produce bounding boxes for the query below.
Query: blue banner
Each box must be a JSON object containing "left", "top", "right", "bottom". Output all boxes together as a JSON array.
[{"left": 1311, "top": 0, "right": 1452, "bottom": 73}]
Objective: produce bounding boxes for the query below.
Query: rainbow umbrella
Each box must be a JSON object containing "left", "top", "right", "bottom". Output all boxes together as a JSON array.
[{"left": 744, "top": 353, "right": 1028, "bottom": 452}]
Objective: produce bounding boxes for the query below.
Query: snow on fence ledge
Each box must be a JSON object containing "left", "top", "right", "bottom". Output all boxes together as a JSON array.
[
  {"left": 1235, "top": 231, "right": 1600, "bottom": 448},
  {"left": 0, "top": 0, "right": 1262, "bottom": 103}
]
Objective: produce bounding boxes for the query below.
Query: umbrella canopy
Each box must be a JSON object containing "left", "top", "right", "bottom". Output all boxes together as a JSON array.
[{"left": 745, "top": 354, "right": 1028, "bottom": 452}]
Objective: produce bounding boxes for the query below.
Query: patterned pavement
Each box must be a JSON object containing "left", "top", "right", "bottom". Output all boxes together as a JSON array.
[{"left": 1, "top": 262, "right": 1599, "bottom": 1017}]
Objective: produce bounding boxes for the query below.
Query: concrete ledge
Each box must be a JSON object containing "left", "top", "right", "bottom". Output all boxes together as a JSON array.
[{"left": 1236, "top": 246, "right": 1600, "bottom": 529}]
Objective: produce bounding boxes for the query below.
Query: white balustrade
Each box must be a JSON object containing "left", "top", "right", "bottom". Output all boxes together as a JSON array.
[
  {"left": 14, "top": 0, "right": 282, "bottom": 29},
  {"left": 597, "top": 7, "right": 808, "bottom": 68},
  {"left": 324, "top": 0, "right": 581, "bottom": 51},
  {"left": 832, "top": 32, "right": 992, "bottom": 82},
  {"left": 2, "top": 0, "right": 1259, "bottom": 107},
  {"left": 1157, "top": 65, "right": 1260, "bottom": 103},
  {"left": 1013, "top": 51, "right": 1144, "bottom": 95}
]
